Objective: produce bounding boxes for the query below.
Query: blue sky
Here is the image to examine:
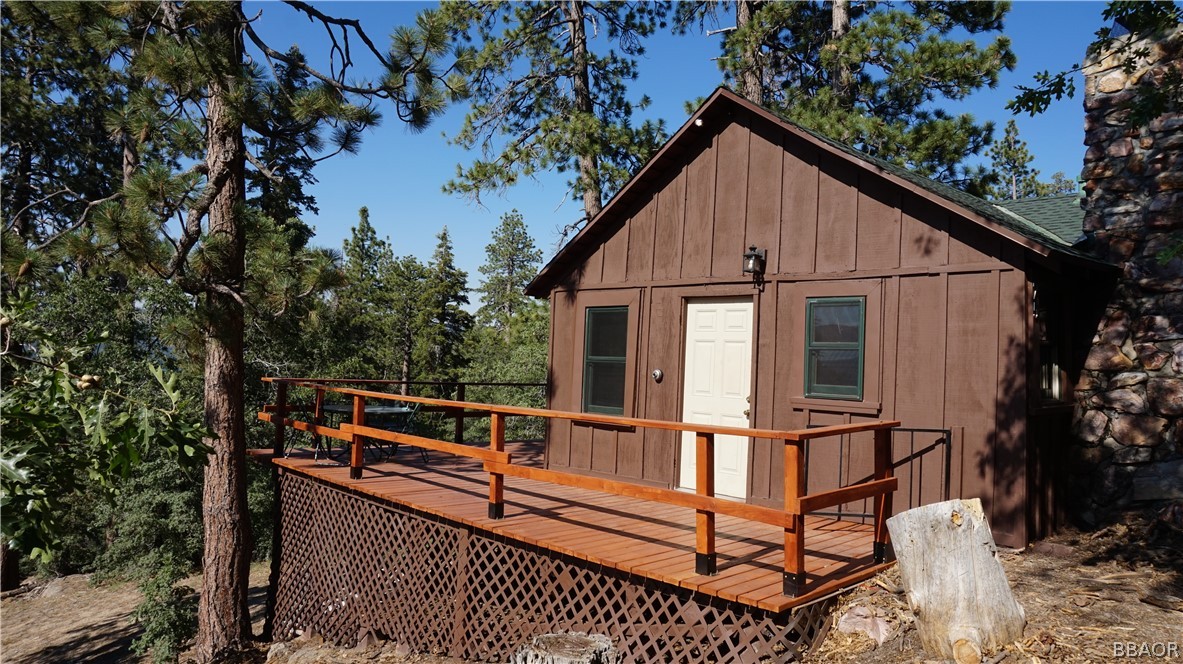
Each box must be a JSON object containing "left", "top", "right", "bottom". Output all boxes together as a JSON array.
[{"left": 247, "top": 1, "right": 1109, "bottom": 296}]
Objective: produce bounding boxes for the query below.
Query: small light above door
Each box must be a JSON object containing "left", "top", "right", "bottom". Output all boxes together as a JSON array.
[{"left": 742, "top": 245, "right": 767, "bottom": 289}]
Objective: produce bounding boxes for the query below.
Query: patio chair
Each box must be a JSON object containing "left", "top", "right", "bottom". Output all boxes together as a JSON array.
[{"left": 388, "top": 402, "right": 428, "bottom": 463}]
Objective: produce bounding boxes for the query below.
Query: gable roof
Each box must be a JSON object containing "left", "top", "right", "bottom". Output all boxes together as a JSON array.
[
  {"left": 994, "top": 194, "right": 1087, "bottom": 245},
  {"left": 527, "top": 88, "right": 1111, "bottom": 296}
]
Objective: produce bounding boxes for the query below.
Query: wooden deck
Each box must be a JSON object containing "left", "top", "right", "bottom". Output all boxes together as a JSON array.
[{"left": 256, "top": 440, "right": 890, "bottom": 613}]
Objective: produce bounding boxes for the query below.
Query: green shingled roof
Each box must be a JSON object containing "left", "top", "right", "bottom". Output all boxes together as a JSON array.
[
  {"left": 994, "top": 194, "right": 1087, "bottom": 246},
  {"left": 777, "top": 115, "right": 1092, "bottom": 255}
]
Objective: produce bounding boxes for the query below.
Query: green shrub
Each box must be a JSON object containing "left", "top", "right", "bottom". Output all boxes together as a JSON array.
[{"left": 131, "top": 554, "right": 198, "bottom": 664}]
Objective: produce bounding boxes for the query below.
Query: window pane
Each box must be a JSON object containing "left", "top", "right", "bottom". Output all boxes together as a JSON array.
[
  {"left": 585, "top": 360, "right": 625, "bottom": 413},
  {"left": 586, "top": 308, "right": 628, "bottom": 358},
  {"left": 583, "top": 306, "right": 629, "bottom": 414},
  {"left": 811, "top": 302, "right": 862, "bottom": 344},
  {"left": 811, "top": 349, "right": 860, "bottom": 390},
  {"left": 805, "top": 296, "right": 864, "bottom": 399}
]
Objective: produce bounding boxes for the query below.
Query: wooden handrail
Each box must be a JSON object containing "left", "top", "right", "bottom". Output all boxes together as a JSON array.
[
  {"left": 272, "top": 378, "right": 898, "bottom": 442},
  {"left": 259, "top": 378, "right": 900, "bottom": 597},
  {"left": 339, "top": 423, "right": 512, "bottom": 464},
  {"left": 262, "top": 377, "right": 547, "bottom": 388}
]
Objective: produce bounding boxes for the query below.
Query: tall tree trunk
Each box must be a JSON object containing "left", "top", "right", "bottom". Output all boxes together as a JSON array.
[
  {"left": 11, "top": 41, "right": 36, "bottom": 240},
  {"left": 566, "top": 0, "right": 602, "bottom": 222},
  {"left": 121, "top": 130, "right": 139, "bottom": 188},
  {"left": 736, "top": 1, "right": 764, "bottom": 104},
  {"left": 195, "top": 15, "right": 252, "bottom": 662},
  {"left": 830, "top": 0, "right": 853, "bottom": 106}
]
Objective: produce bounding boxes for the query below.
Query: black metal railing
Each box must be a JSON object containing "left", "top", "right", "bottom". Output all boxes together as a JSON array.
[{"left": 804, "top": 426, "right": 952, "bottom": 522}]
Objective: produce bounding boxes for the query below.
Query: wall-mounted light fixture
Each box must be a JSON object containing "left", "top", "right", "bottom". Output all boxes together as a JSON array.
[{"left": 743, "top": 244, "right": 766, "bottom": 280}]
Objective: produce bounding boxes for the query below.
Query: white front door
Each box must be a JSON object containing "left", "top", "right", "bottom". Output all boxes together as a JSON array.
[{"left": 678, "top": 298, "right": 754, "bottom": 499}]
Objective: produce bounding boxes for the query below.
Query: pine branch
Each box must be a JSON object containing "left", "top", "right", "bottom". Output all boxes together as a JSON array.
[
  {"left": 166, "top": 162, "right": 220, "bottom": 279},
  {"left": 240, "top": 17, "right": 393, "bottom": 98},
  {"left": 282, "top": 0, "right": 393, "bottom": 71},
  {"left": 245, "top": 151, "right": 284, "bottom": 184},
  {"left": 7, "top": 189, "right": 74, "bottom": 232},
  {"left": 33, "top": 191, "right": 125, "bottom": 252}
]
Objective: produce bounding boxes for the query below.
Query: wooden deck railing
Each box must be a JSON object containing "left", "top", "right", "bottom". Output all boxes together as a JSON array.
[
  {"left": 257, "top": 377, "right": 546, "bottom": 445},
  {"left": 258, "top": 377, "right": 899, "bottom": 597}
]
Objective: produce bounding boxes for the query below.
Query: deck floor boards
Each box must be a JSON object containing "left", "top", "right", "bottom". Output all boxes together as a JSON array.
[{"left": 260, "top": 441, "right": 889, "bottom": 613}]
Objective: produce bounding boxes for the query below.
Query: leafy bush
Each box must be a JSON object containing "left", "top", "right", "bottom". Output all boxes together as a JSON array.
[{"left": 131, "top": 554, "right": 198, "bottom": 664}]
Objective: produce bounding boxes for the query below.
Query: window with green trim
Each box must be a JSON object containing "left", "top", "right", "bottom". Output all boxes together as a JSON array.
[
  {"left": 805, "top": 297, "right": 865, "bottom": 400},
  {"left": 582, "top": 306, "right": 628, "bottom": 414}
]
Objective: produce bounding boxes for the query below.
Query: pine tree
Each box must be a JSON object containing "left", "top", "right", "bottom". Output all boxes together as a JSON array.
[
  {"left": 0, "top": 3, "right": 465, "bottom": 659},
  {"left": 442, "top": 1, "right": 668, "bottom": 231},
  {"left": 476, "top": 210, "right": 542, "bottom": 336},
  {"left": 1037, "top": 172, "right": 1078, "bottom": 197},
  {"left": 986, "top": 122, "right": 1082, "bottom": 200},
  {"left": 414, "top": 228, "right": 472, "bottom": 386},
  {"left": 328, "top": 207, "right": 399, "bottom": 379},
  {"left": 464, "top": 215, "right": 548, "bottom": 439},
  {"left": 0, "top": 2, "right": 124, "bottom": 277},
  {"left": 988, "top": 120, "right": 1042, "bottom": 200},
  {"left": 677, "top": 1, "right": 1016, "bottom": 195},
  {"left": 388, "top": 255, "right": 427, "bottom": 392}
]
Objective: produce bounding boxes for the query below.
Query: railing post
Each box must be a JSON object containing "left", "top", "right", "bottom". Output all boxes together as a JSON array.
[
  {"left": 349, "top": 394, "right": 365, "bottom": 480},
  {"left": 272, "top": 382, "right": 288, "bottom": 457},
  {"left": 454, "top": 383, "right": 466, "bottom": 445},
  {"left": 311, "top": 387, "right": 325, "bottom": 455},
  {"left": 695, "top": 432, "right": 717, "bottom": 575},
  {"left": 489, "top": 412, "right": 505, "bottom": 519},
  {"left": 783, "top": 438, "right": 805, "bottom": 596},
  {"left": 872, "top": 426, "right": 894, "bottom": 563}
]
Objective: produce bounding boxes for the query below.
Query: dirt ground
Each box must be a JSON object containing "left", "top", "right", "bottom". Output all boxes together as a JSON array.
[
  {"left": 0, "top": 563, "right": 462, "bottom": 664},
  {"left": 0, "top": 564, "right": 272, "bottom": 664},
  {"left": 813, "top": 505, "right": 1183, "bottom": 663},
  {"left": 2, "top": 508, "right": 1179, "bottom": 663}
]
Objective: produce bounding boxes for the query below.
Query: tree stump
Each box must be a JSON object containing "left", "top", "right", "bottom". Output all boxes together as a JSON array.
[
  {"left": 510, "top": 633, "right": 621, "bottom": 664},
  {"left": 886, "top": 498, "right": 1026, "bottom": 664}
]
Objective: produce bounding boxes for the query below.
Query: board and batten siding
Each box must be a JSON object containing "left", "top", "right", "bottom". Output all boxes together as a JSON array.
[{"left": 544, "top": 109, "right": 1034, "bottom": 547}]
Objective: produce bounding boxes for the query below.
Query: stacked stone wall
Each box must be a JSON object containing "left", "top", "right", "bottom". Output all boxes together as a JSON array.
[{"left": 1075, "top": 27, "right": 1183, "bottom": 515}]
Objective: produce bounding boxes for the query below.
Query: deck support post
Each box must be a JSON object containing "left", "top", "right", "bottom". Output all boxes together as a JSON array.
[
  {"left": 311, "top": 387, "right": 325, "bottom": 456},
  {"left": 349, "top": 394, "right": 365, "bottom": 480},
  {"left": 489, "top": 412, "right": 505, "bottom": 519},
  {"left": 872, "top": 427, "right": 894, "bottom": 563},
  {"left": 783, "top": 439, "right": 805, "bottom": 597},
  {"left": 694, "top": 432, "right": 717, "bottom": 575},
  {"left": 262, "top": 381, "right": 287, "bottom": 640},
  {"left": 272, "top": 382, "right": 287, "bottom": 457},
  {"left": 454, "top": 383, "right": 467, "bottom": 445}
]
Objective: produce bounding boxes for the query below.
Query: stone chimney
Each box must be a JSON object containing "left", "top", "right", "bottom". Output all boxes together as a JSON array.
[{"left": 1074, "top": 25, "right": 1183, "bottom": 518}]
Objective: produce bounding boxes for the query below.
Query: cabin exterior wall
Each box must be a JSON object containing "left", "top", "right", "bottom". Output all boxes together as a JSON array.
[{"left": 544, "top": 110, "right": 1040, "bottom": 547}]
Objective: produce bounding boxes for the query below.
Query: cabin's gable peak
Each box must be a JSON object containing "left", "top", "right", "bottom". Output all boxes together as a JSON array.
[{"left": 526, "top": 89, "right": 1107, "bottom": 297}]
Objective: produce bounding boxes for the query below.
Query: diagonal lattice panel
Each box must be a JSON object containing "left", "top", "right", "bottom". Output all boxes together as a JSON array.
[{"left": 273, "top": 471, "right": 834, "bottom": 662}]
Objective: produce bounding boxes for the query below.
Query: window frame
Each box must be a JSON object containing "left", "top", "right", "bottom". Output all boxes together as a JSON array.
[
  {"left": 804, "top": 296, "right": 866, "bottom": 400},
  {"left": 571, "top": 289, "right": 640, "bottom": 418},
  {"left": 787, "top": 279, "right": 883, "bottom": 415},
  {"left": 581, "top": 306, "right": 630, "bottom": 414}
]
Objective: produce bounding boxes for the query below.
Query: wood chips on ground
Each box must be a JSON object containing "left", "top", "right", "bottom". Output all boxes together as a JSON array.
[{"left": 812, "top": 505, "right": 1183, "bottom": 663}]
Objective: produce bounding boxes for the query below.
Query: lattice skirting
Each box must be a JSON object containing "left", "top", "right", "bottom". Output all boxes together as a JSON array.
[{"left": 272, "top": 471, "right": 835, "bottom": 663}]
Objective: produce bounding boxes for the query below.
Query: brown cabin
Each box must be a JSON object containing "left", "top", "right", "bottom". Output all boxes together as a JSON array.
[{"left": 526, "top": 88, "right": 1116, "bottom": 549}]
